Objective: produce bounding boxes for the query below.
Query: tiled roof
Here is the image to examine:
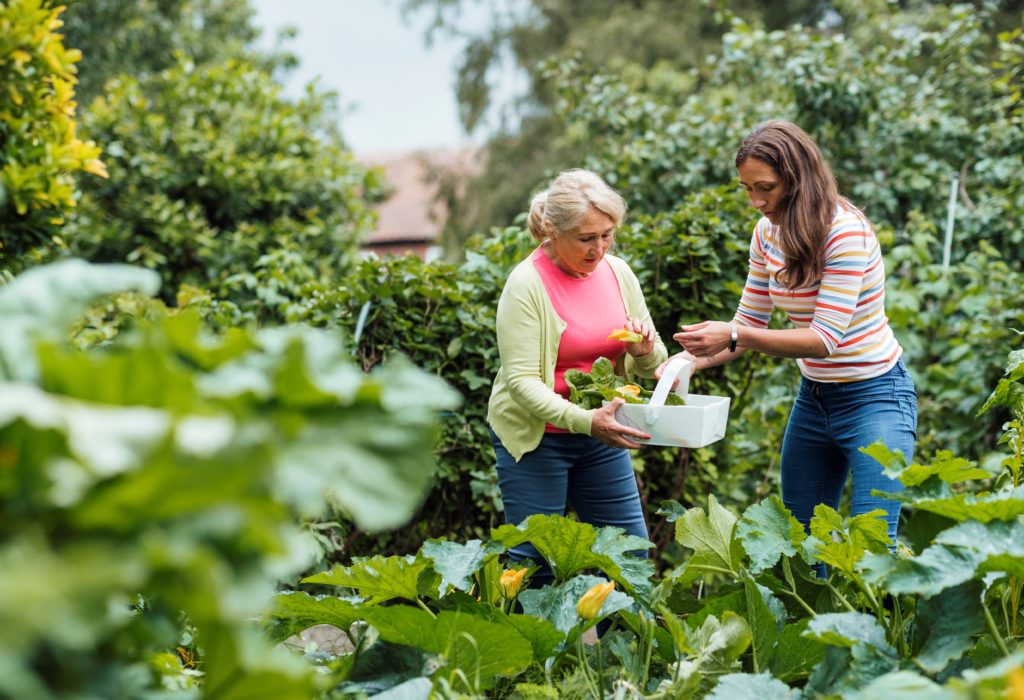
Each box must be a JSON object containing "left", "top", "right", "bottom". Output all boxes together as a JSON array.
[{"left": 357, "top": 148, "right": 482, "bottom": 244}]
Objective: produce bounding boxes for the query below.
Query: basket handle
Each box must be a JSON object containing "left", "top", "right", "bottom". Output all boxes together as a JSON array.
[{"left": 646, "top": 356, "right": 693, "bottom": 424}]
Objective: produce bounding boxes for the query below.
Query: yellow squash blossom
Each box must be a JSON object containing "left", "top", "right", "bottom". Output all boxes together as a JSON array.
[
  {"left": 607, "top": 328, "right": 643, "bottom": 343},
  {"left": 500, "top": 568, "right": 527, "bottom": 599},
  {"left": 576, "top": 581, "right": 615, "bottom": 620},
  {"left": 615, "top": 384, "right": 642, "bottom": 399}
]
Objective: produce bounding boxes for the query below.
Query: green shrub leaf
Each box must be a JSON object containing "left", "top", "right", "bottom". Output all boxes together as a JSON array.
[
  {"left": 674, "top": 495, "right": 745, "bottom": 584},
  {"left": 912, "top": 580, "right": 985, "bottom": 674},
  {"left": 303, "top": 555, "right": 431, "bottom": 606},
  {"left": 706, "top": 672, "right": 796, "bottom": 699},
  {"left": 737, "top": 496, "right": 806, "bottom": 574},
  {"left": 263, "top": 592, "right": 361, "bottom": 645},
  {"left": 363, "top": 606, "right": 533, "bottom": 689},
  {"left": 805, "top": 612, "right": 893, "bottom": 653}
]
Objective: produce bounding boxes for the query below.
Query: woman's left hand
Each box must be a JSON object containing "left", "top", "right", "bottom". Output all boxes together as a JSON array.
[
  {"left": 673, "top": 320, "right": 731, "bottom": 358},
  {"left": 623, "top": 318, "right": 655, "bottom": 358}
]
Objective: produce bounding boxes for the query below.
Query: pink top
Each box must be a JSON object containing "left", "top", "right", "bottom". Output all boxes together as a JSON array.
[{"left": 531, "top": 246, "right": 629, "bottom": 432}]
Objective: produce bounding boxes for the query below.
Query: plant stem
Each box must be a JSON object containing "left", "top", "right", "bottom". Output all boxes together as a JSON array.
[
  {"left": 637, "top": 612, "right": 655, "bottom": 691},
  {"left": 595, "top": 638, "right": 605, "bottom": 700},
  {"left": 779, "top": 587, "right": 817, "bottom": 617},
  {"left": 1011, "top": 577, "right": 1021, "bottom": 639},
  {"left": 577, "top": 633, "right": 601, "bottom": 699},
  {"left": 415, "top": 598, "right": 437, "bottom": 619},
  {"left": 824, "top": 578, "right": 858, "bottom": 613},
  {"left": 983, "top": 603, "right": 1011, "bottom": 657}
]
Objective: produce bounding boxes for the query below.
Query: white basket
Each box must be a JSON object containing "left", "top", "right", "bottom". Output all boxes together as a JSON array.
[{"left": 608, "top": 357, "right": 731, "bottom": 448}]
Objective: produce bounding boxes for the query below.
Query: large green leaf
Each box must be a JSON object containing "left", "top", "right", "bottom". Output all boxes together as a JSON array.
[
  {"left": 736, "top": 496, "right": 805, "bottom": 574},
  {"left": 263, "top": 592, "right": 361, "bottom": 645},
  {"left": 362, "top": 606, "right": 533, "bottom": 690},
  {"left": 302, "top": 555, "right": 432, "bottom": 606},
  {"left": 809, "top": 506, "right": 890, "bottom": 576},
  {"left": 0, "top": 536, "right": 146, "bottom": 653},
  {"left": 674, "top": 495, "right": 745, "bottom": 584},
  {"left": 690, "top": 612, "right": 753, "bottom": 673},
  {"left": 904, "top": 486, "right": 1024, "bottom": 523},
  {"left": 856, "top": 671, "right": 955, "bottom": 700},
  {"left": 803, "top": 644, "right": 899, "bottom": 699},
  {"left": 421, "top": 539, "right": 502, "bottom": 596},
  {"left": 861, "top": 546, "right": 982, "bottom": 598},
  {"left": 912, "top": 580, "right": 985, "bottom": 674},
  {"left": 706, "top": 672, "right": 795, "bottom": 700},
  {"left": 768, "top": 620, "right": 826, "bottom": 683},
  {"left": 864, "top": 444, "right": 988, "bottom": 488},
  {"left": 0, "top": 260, "right": 160, "bottom": 383},
  {"left": 0, "top": 383, "right": 171, "bottom": 484},
  {"left": 432, "top": 595, "right": 564, "bottom": 663},
  {"left": 688, "top": 588, "right": 745, "bottom": 630},
  {"left": 804, "top": 612, "right": 893, "bottom": 654},
  {"left": 935, "top": 519, "right": 1024, "bottom": 577},
  {"left": 499, "top": 613, "right": 565, "bottom": 663},
  {"left": 591, "top": 525, "right": 656, "bottom": 596},
  {"left": 865, "top": 520, "right": 1024, "bottom": 596},
  {"left": 517, "top": 575, "right": 633, "bottom": 634},
  {"left": 743, "top": 574, "right": 780, "bottom": 673},
  {"left": 490, "top": 515, "right": 652, "bottom": 593},
  {"left": 201, "top": 624, "right": 316, "bottom": 700}
]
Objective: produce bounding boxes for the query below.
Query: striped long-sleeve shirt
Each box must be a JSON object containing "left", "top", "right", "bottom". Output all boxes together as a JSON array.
[{"left": 734, "top": 205, "right": 901, "bottom": 382}]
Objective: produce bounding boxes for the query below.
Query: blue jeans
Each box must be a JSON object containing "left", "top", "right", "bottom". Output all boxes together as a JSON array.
[
  {"left": 491, "top": 429, "right": 649, "bottom": 588},
  {"left": 781, "top": 358, "right": 917, "bottom": 551}
]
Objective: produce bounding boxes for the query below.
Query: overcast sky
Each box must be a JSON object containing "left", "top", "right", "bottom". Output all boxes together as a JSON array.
[{"left": 251, "top": 0, "right": 516, "bottom": 154}]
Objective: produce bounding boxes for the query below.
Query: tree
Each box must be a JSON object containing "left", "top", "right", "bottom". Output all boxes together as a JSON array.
[
  {"left": 63, "top": 57, "right": 383, "bottom": 320},
  {"left": 401, "top": 0, "right": 827, "bottom": 255},
  {"left": 59, "top": 0, "right": 295, "bottom": 105}
]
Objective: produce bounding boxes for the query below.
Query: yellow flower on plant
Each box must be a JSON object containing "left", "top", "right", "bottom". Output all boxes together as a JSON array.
[
  {"left": 615, "top": 384, "right": 642, "bottom": 399},
  {"left": 576, "top": 581, "right": 614, "bottom": 620},
  {"left": 500, "top": 568, "right": 527, "bottom": 599}
]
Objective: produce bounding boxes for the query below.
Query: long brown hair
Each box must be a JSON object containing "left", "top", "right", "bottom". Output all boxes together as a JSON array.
[{"left": 735, "top": 120, "right": 842, "bottom": 290}]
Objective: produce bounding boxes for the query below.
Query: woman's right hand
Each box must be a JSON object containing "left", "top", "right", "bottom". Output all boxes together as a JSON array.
[
  {"left": 591, "top": 398, "right": 650, "bottom": 449},
  {"left": 654, "top": 351, "right": 699, "bottom": 386}
]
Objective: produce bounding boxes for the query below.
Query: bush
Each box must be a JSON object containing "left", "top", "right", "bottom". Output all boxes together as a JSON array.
[
  {"left": 0, "top": 259, "right": 458, "bottom": 696},
  {"left": 64, "top": 57, "right": 383, "bottom": 318},
  {"left": 0, "top": 0, "right": 106, "bottom": 272}
]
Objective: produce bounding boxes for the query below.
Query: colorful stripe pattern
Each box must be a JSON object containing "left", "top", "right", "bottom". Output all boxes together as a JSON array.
[{"left": 734, "top": 205, "right": 901, "bottom": 382}]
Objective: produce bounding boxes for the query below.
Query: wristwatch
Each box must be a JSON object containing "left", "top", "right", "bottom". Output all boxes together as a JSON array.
[{"left": 728, "top": 323, "right": 738, "bottom": 353}]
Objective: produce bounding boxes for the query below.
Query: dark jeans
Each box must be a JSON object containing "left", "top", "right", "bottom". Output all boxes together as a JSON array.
[
  {"left": 781, "top": 357, "right": 917, "bottom": 552},
  {"left": 490, "top": 429, "right": 649, "bottom": 588}
]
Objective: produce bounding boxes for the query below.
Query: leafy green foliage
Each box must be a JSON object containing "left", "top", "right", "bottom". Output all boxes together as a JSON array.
[
  {"left": 491, "top": 514, "right": 654, "bottom": 594},
  {"left": 0, "top": 0, "right": 106, "bottom": 271},
  {"left": 64, "top": 56, "right": 382, "bottom": 317},
  {"left": 60, "top": 0, "right": 289, "bottom": 105},
  {"left": 0, "top": 259, "right": 456, "bottom": 696},
  {"left": 565, "top": 356, "right": 686, "bottom": 408},
  {"left": 673, "top": 495, "right": 746, "bottom": 585}
]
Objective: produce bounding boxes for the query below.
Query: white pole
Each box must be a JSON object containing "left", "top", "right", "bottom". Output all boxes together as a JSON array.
[{"left": 941, "top": 173, "right": 959, "bottom": 272}]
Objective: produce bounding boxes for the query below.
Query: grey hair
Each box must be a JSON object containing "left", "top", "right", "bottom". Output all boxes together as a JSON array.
[{"left": 527, "top": 169, "right": 626, "bottom": 241}]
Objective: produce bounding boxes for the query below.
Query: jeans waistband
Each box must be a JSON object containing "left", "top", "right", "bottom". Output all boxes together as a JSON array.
[{"left": 800, "top": 357, "right": 911, "bottom": 396}]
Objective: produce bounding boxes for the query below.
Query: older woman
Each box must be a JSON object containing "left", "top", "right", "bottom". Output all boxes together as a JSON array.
[{"left": 488, "top": 168, "right": 667, "bottom": 586}]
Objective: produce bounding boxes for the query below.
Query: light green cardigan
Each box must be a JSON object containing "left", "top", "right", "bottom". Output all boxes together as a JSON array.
[{"left": 486, "top": 251, "right": 668, "bottom": 461}]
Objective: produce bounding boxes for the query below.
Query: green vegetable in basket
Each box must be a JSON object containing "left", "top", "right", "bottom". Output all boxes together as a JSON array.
[{"left": 564, "top": 357, "right": 685, "bottom": 409}]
